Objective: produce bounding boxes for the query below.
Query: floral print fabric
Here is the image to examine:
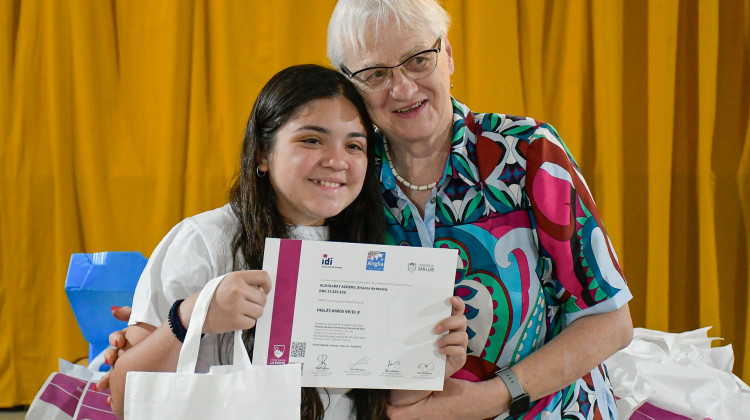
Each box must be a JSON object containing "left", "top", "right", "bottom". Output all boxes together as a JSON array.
[{"left": 377, "top": 98, "right": 632, "bottom": 419}]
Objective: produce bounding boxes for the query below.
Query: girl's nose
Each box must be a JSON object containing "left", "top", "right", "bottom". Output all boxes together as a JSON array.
[{"left": 322, "top": 148, "right": 349, "bottom": 171}]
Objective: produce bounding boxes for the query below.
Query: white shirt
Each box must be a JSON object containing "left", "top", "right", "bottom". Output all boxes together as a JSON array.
[{"left": 130, "top": 204, "right": 353, "bottom": 419}]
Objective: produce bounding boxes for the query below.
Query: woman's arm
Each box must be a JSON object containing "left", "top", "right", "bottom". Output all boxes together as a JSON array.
[
  {"left": 386, "top": 303, "right": 633, "bottom": 419},
  {"left": 389, "top": 297, "right": 468, "bottom": 407}
]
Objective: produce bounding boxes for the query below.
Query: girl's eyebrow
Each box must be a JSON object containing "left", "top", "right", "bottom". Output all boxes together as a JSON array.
[
  {"left": 295, "top": 125, "right": 329, "bottom": 134},
  {"left": 295, "top": 125, "right": 366, "bottom": 138}
]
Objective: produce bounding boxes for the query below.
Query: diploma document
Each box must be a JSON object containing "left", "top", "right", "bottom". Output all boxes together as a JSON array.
[{"left": 253, "top": 238, "right": 458, "bottom": 390}]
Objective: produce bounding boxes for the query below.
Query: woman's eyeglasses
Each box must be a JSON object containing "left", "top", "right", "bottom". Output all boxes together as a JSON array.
[{"left": 341, "top": 38, "right": 442, "bottom": 92}]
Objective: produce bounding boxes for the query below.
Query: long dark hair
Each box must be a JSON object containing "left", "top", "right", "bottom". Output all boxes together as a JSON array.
[{"left": 223, "top": 64, "right": 386, "bottom": 420}]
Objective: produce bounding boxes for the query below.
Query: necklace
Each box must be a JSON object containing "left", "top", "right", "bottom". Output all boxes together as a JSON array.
[{"left": 383, "top": 137, "right": 439, "bottom": 191}]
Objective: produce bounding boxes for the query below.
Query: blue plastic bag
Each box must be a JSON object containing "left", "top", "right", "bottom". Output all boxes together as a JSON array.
[{"left": 65, "top": 252, "right": 146, "bottom": 370}]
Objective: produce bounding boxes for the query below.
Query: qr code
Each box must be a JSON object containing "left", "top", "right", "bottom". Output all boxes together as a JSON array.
[{"left": 291, "top": 342, "right": 306, "bottom": 358}]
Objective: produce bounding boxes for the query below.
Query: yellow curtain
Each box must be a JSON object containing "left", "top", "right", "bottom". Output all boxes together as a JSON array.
[{"left": 1, "top": 0, "right": 748, "bottom": 407}]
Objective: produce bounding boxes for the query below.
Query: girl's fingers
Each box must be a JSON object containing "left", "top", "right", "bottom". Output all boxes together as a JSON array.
[
  {"left": 241, "top": 270, "right": 273, "bottom": 294},
  {"left": 110, "top": 306, "right": 132, "bottom": 323},
  {"left": 108, "top": 330, "right": 126, "bottom": 347},
  {"left": 102, "top": 348, "right": 118, "bottom": 365},
  {"left": 96, "top": 373, "right": 110, "bottom": 391},
  {"left": 243, "top": 286, "right": 268, "bottom": 308},
  {"left": 233, "top": 296, "right": 265, "bottom": 320}
]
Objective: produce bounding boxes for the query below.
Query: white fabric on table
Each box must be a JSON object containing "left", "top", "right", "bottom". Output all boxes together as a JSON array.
[{"left": 605, "top": 327, "right": 750, "bottom": 419}]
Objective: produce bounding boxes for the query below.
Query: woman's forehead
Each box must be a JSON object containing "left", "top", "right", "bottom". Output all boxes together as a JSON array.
[{"left": 347, "top": 27, "right": 435, "bottom": 68}]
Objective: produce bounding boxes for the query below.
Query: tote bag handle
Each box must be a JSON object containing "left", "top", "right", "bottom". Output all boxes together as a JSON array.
[{"left": 175, "top": 275, "right": 252, "bottom": 374}]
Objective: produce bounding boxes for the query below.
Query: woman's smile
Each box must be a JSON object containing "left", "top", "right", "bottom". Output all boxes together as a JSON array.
[{"left": 393, "top": 100, "right": 427, "bottom": 116}]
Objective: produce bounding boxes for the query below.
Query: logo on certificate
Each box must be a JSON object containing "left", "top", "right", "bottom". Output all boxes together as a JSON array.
[
  {"left": 273, "top": 345, "right": 285, "bottom": 358},
  {"left": 408, "top": 262, "right": 435, "bottom": 273},
  {"left": 366, "top": 251, "right": 386, "bottom": 271}
]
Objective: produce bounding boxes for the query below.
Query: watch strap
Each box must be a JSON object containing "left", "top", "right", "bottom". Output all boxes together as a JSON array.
[
  {"left": 495, "top": 367, "right": 524, "bottom": 398},
  {"left": 495, "top": 366, "right": 530, "bottom": 416}
]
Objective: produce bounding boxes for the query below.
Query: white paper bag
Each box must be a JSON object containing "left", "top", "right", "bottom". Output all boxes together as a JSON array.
[{"left": 123, "top": 275, "right": 302, "bottom": 419}]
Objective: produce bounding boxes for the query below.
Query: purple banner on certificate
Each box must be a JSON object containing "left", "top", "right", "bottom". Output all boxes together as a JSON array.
[{"left": 266, "top": 239, "right": 302, "bottom": 365}]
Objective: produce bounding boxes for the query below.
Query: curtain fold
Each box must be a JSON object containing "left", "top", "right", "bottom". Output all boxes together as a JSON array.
[{"left": 1, "top": 0, "right": 748, "bottom": 407}]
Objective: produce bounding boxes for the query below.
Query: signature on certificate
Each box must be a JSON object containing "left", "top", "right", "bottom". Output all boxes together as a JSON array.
[
  {"left": 317, "top": 354, "right": 328, "bottom": 370},
  {"left": 385, "top": 360, "right": 400, "bottom": 372},
  {"left": 348, "top": 356, "right": 371, "bottom": 370},
  {"left": 416, "top": 362, "right": 434, "bottom": 374}
]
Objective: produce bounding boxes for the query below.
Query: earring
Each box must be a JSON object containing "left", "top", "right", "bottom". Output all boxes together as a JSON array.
[
  {"left": 450, "top": 82, "right": 454, "bottom": 89},
  {"left": 256, "top": 166, "right": 266, "bottom": 177}
]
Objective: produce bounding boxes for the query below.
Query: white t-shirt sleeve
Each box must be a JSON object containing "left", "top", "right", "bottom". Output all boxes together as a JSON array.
[
  {"left": 130, "top": 207, "right": 235, "bottom": 370},
  {"left": 130, "top": 218, "right": 219, "bottom": 328}
]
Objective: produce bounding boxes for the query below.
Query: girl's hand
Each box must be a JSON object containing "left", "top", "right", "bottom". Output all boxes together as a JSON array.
[
  {"left": 190, "top": 270, "right": 273, "bottom": 335},
  {"left": 96, "top": 306, "right": 132, "bottom": 392},
  {"left": 433, "top": 296, "right": 468, "bottom": 378}
]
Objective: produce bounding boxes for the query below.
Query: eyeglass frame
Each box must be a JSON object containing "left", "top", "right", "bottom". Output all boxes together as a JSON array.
[{"left": 340, "top": 38, "right": 443, "bottom": 92}]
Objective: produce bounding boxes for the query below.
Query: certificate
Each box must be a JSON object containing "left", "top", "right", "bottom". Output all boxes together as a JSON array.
[{"left": 253, "top": 238, "right": 458, "bottom": 390}]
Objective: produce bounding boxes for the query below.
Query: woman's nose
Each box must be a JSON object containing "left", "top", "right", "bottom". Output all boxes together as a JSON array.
[{"left": 388, "top": 69, "right": 418, "bottom": 99}]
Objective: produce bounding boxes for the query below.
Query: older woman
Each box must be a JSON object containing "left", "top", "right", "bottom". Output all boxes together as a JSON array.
[{"left": 327, "top": 1, "right": 633, "bottom": 419}]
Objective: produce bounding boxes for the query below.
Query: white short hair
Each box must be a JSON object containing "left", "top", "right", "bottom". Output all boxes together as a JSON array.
[{"left": 327, "top": 0, "right": 451, "bottom": 70}]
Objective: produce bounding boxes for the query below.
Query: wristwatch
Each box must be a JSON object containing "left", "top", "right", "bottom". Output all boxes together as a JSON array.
[{"left": 494, "top": 366, "right": 530, "bottom": 417}]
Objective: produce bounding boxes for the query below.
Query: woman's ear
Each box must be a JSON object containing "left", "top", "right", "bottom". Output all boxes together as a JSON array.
[{"left": 444, "top": 37, "right": 455, "bottom": 75}]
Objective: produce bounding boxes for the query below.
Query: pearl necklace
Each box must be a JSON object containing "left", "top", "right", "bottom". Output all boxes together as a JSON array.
[{"left": 383, "top": 137, "right": 438, "bottom": 191}]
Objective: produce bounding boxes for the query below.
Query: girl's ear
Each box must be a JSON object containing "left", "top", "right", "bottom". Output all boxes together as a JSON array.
[{"left": 257, "top": 151, "right": 270, "bottom": 173}]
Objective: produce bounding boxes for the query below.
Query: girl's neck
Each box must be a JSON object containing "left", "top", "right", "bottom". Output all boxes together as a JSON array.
[{"left": 287, "top": 224, "right": 328, "bottom": 241}]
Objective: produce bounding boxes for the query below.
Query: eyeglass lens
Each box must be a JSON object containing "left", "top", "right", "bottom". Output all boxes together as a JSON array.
[{"left": 354, "top": 50, "right": 438, "bottom": 90}]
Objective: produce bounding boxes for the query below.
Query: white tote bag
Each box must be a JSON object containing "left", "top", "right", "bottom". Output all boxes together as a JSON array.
[{"left": 123, "top": 275, "right": 302, "bottom": 419}]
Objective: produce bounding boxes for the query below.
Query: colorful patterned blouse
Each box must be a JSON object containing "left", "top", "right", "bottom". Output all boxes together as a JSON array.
[{"left": 377, "top": 98, "right": 632, "bottom": 419}]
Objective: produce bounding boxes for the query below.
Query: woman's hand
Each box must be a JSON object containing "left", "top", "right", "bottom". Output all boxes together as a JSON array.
[
  {"left": 387, "top": 377, "right": 490, "bottom": 420},
  {"left": 183, "top": 270, "right": 273, "bottom": 335},
  {"left": 434, "top": 296, "right": 468, "bottom": 377}
]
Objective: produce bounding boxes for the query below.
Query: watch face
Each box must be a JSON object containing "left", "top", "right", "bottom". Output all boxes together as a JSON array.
[{"left": 509, "top": 394, "right": 530, "bottom": 417}]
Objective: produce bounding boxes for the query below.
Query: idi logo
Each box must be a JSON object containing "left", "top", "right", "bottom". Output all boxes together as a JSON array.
[{"left": 321, "top": 254, "right": 333, "bottom": 266}]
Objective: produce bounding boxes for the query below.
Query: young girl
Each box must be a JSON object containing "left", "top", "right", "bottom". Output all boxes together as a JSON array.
[{"left": 106, "top": 64, "right": 468, "bottom": 420}]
